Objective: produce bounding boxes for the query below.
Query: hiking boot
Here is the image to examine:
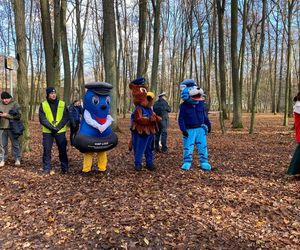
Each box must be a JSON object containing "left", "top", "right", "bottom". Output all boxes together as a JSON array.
[
  {"left": 146, "top": 164, "right": 156, "bottom": 171},
  {"left": 134, "top": 165, "right": 142, "bottom": 171},
  {"left": 80, "top": 171, "right": 92, "bottom": 177}
]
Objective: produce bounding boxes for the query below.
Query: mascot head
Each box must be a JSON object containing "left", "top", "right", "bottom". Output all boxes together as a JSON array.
[
  {"left": 180, "top": 79, "right": 205, "bottom": 104},
  {"left": 129, "top": 77, "right": 153, "bottom": 107},
  {"left": 84, "top": 82, "right": 112, "bottom": 124}
]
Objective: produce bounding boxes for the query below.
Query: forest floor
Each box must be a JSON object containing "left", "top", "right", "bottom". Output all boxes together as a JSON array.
[{"left": 0, "top": 113, "right": 299, "bottom": 249}]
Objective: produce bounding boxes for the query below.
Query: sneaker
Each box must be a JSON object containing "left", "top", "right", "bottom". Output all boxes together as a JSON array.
[
  {"left": 15, "top": 160, "right": 21, "bottom": 166},
  {"left": 39, "top": 170, "right": 50, "bottom": 176},
  {"left": 0, "top": 161, "right": 4, "bottom": 167}
]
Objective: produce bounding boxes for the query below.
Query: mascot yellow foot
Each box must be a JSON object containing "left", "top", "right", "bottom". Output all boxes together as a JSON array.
[{"left": 82, "top": 152, "right": 107, "bottom": 172}]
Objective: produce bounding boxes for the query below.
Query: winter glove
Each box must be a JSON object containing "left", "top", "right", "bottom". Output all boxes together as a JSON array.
[
  {"left": 51, "top": 127, "right": 59, "bottom": 136},
  {"left": 182, "top": 130, "right": 188, "bottom": 138},
  {"left": 200, "top": 124, "right": 209, "bottom": 135}
]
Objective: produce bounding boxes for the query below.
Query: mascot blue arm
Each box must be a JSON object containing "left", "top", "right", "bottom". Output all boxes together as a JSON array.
[{"left": 178, "top": 79, "right": 212, "bottom": 171}]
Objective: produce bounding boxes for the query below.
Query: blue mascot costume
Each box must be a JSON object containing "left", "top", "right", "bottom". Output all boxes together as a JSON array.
[
  {"left": 178, "top": 79, "right": 212, "bottom": 171},
  {"left": 73, "top": 82, "right": 118, "bottom": 174}
]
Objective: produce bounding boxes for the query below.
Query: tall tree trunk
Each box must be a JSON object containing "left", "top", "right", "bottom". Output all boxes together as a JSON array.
[
  {"left": 249, "top": 0, "right": 267, "bottom": 134},
  {"left": 61, "top": 0, "right": 71, "bottom": 104},
  {"left": 28, "top": 0, "right": 35, "bottom": 120},
  {"left": 75, "top": 0, "right": 85, "bottom": 99},
  {"left": 150, "top": 0, "right": 161, "bottom": 94},
  {"left": 137, "top": 0, "right": 147, "bottom": 77},
  {"left": 216, "top": 0, "right": 228, "bottom": 119},
  {"left": 12, "top": 0, "right": 30, "bottom": 151},
  {"left": 283, "top": 0, "right": 296, "bottom": 125},
  {"left": 102, "top": 0, "right": 118, "bottom": 127},
  {"left": 214, "top": 0, "right": 225, "bottom": 133},
  {"left": 53, "top": 0, "right": 61, "bottom": 92},
  {"left": 238, "top": 0, "right": 250, "bottom": 109},
  {"left": 40, "top": 0, "right": 54, "bottom": 87},
  {"left": 272, "top": 3, "right": 280, "bottom": 114},
  {"left": 231, "top": 0, "right": 243, "bottom": 128}
]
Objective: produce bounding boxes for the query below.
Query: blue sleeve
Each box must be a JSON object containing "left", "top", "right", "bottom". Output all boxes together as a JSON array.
[
  {"left": 178, "top": 104, "right": 186, "bottom": 132},
  {"left": 204, "top": 111, "right": 211, "bottom": 133}
]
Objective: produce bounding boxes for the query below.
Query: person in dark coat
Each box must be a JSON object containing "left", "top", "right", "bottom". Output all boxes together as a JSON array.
[
  {"left": 39, "top": 87, "right": 69, "bottom": 175},
  {"left": 153, "top": 92, "right": 171, "bottom": 153},
  {"left": 68, "top": 100, "right": 83, "bottom": 146}
]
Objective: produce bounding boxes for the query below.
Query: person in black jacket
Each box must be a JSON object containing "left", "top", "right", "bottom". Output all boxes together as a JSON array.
[
  {"left": 39, "top": 87, "right": 69, "bottom": 175},
  {"left": 153, "top": 92, "right": 171, "bottom": 153},
  {"left": 68, "top": 100, "right": 83, "bottom": 146}
]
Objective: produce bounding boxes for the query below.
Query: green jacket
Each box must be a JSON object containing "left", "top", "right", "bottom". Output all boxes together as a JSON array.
[{"left": 0, "top": 100, "right": 21, "bottom": 129}]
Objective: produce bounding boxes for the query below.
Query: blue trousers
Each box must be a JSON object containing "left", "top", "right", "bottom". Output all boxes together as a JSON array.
[
  {"left": 132, "top": 131, "right": 153, "bottom": 167},
  {"left": 0, "top": 129, "right": 21, "bottom": 161},
  {"left": 42, "top": 132, "right": 69, "bottom": 171},
  {"left": 182, "top": 127, "right": 211, "bottom": 170},
  {"left": 155, "top": 121, "right": 168, "bottom": 152}
]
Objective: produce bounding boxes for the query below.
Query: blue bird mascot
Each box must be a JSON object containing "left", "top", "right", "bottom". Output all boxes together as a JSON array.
[
  {"left": 178, "top": 79, "right": 212, "bottom": 171},
  {"left": 73, "top": 82, "right": 118, "bottom": 174}
]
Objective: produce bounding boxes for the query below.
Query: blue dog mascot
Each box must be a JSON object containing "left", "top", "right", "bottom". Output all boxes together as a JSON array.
[
  {"left": 73, "top": 82, "right": 118, "bottom": 174},
  {"left": 178, "top": 79, "right": 212, "bottom": 171}
]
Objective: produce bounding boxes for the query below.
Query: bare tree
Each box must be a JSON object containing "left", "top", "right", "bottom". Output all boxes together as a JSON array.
[
  {"left": 12, "top": 0, "right": 30, "bottom": 151},
  {"left": 61, "top": 0, "right": 71, "bottom": 104},
  {"left": 102, "top": 0, "right": 118, "bottom": 126},
  {"left": 150, "top": 0, "right": 161, "bottom": 94},
  {"left": 216, "top": 0, "right": 228, "bottom": 119},
  {"left": 249, "top": 0, "right": 267, "bottom": 134},
  {"left": 231, "top": 0, "right": 243, "bottom": 128},
  {"left": 137, "top": 0, "right": 147, "bottom": 77}
]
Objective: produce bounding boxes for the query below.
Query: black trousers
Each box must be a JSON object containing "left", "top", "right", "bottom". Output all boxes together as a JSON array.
[{"left": 42, "top": 132, "right": 68, "bottom": 171}]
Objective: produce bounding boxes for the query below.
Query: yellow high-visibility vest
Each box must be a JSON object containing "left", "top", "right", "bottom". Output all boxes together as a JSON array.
[{"left": 42, "top": 100, "right": 67, "bottom": 133}]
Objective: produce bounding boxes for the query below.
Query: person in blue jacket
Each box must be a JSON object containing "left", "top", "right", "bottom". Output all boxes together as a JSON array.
[
  {"left": 68, "top": 100, "right": 83, "bottom": 146},
  {"left": 178, "top": 79, "right": 212, "bottom": 171}
]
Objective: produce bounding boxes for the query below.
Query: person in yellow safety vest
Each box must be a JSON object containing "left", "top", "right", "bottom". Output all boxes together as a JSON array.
[{"left": 38, "top": 87, "right": 69, "bottom": 175}]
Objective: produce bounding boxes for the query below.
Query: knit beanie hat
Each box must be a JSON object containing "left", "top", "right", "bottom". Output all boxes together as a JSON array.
[
  {"left": 1, "top": 91, "right": 12, "bottom": 99},
  {"left": 46, "top": 87, "right": 56, "bottom": 96}
]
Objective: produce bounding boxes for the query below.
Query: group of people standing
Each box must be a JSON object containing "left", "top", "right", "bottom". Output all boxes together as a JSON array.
[
  {"left": 1, "top": 85, "right": 299, "bottom": 176},
  {"left": 39, "top": 85, "right": 172, "bottom": 174}
]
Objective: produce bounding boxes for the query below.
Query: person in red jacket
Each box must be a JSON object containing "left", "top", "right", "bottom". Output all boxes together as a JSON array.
[{"left": 287, "top": 92, "right": 300, "bottom": 175}]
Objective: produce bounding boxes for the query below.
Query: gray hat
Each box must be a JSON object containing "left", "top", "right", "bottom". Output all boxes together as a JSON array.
[{"left": 85, "top": 82, "right": 113, "bottom": 95}]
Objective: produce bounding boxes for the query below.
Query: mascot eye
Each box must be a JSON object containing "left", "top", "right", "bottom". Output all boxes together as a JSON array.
[
  {"left": 140, "top": 87, "right": 147, "bottom": 93},
  {"left": 92, "top": 96, "right": 99, "bottom": 105},
  {"left": 106, "top": 96, "right": 111, "bottom": 104},
  {"left": 180, "top": 85, "right": 187, "bottom": 91}
]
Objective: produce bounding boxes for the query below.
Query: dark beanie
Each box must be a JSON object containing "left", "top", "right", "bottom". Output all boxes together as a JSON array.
[
  {"left": 46, "top": 87, "right": 56, "bottom": 96},
  {"left": 1, "top": 91, "right": 12, "bottom": 99}
]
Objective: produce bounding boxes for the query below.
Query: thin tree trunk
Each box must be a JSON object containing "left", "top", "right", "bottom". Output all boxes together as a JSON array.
[
  {"left": 61, "top": 0, "right": 71, "bottom": 104},
  {"left": 137, "top": 0, "right": 147, "bottom": 77},
  {"left": 231, "top": 0, "right": 243, "bottom": 128},
  {"left": 216, "top": 0, "right": 228, "bottom": 119},
  {"left": 249, "top": 0, "right": 267, "bottom": 134},
  {"left": 283, "top": 0, "right": 296, "bottom": 125}
]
